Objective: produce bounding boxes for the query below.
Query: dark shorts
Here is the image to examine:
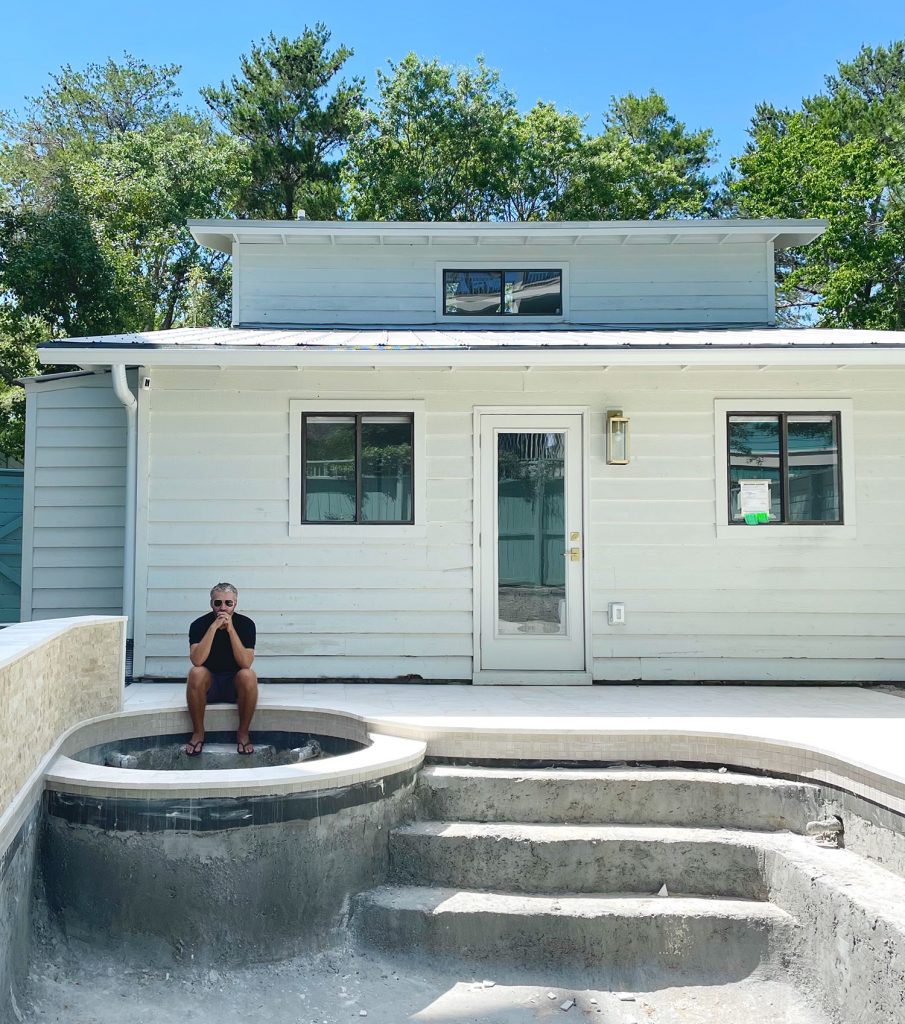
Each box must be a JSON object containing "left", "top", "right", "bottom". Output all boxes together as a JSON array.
[{"left": 207, "top": 671, "right": 238, "bottom": 703}]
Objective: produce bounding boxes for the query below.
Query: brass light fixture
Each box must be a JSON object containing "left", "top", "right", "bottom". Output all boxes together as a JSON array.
[{"left": 606, "top": 410, "right": 630, "bottom": 465}]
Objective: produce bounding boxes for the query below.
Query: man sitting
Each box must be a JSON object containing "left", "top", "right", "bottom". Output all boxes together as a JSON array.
[{"left": 184, "top": 582, "right": 257, "bottom": 756}]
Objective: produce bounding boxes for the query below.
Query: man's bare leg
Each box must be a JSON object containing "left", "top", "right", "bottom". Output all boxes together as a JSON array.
[
  {"left": 185, "top": 665, "right": 212, "bottom": 753},
  {"left": 235, "top": 668, "right": 258, "bottom": 753}
]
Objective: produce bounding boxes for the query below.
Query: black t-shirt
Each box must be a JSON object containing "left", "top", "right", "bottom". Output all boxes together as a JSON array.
[{"left": 189, "top": 612, "right": 256, "bottom": 673}]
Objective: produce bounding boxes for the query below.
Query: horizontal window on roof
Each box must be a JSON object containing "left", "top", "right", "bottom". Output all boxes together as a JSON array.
[{"left": 444, "top": 269, "right": 562, "bottom": 317}]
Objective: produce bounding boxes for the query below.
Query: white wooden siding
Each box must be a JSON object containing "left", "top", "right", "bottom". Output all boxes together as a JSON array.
[
  {"left": 234, "top": 242, "right": 771, "bottom": 327},
  {"left": 22, "top": 375, "right": 126, "bottom": 620},
  {"left": 135, "top": 365, "right": 905, "bottom": 682}
]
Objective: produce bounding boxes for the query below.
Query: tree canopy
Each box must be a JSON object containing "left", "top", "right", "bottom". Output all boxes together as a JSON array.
[
  {"left": 730, "top": 42, "right": 905, "bottom": 328},
  {"left": 202, "top": 26, "right": 365, "bottom": 220}
]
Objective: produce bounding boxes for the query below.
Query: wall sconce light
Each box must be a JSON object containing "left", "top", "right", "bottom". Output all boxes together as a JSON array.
[{"left": 606, "top": 410, "right": 630, "bottom": 465}]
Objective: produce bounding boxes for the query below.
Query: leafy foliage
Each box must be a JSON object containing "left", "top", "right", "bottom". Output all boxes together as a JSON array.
[
  {"left": 730, "top": 42, "right": 905, "bottom": 327},
  {"left": 202, "top": 26, "right": 365, "bottom": 220}
]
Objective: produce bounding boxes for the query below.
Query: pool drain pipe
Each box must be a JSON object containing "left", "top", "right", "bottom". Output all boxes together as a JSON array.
[{"left": 111, "top": 365, "right": 137, "bottom": 646}]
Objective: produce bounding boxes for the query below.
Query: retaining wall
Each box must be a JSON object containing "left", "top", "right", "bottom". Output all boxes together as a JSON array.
[{"left": 0, "top": 617, "right": 124, "bottom": 1023}]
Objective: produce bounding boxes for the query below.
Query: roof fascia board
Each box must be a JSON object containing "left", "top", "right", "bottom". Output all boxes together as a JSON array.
[
  {"left": 37, "top": 345, "right": 905, "bottom": 370},
  {"left": 188, "top": 218, "right": 828, "bottom": 254}
]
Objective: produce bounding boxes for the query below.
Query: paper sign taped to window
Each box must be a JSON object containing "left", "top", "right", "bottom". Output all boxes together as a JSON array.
[{"left": 739, "top": 479, "right": 771, "bottom": 515}]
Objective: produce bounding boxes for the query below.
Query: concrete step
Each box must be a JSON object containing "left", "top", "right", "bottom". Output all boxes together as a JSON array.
[
  {"left": 390, "top": 822, "right": 769, "bottom": 899},
  {"left": 418, "top": 765, "right": 824, "bottom": 831},
  {"left": 353, "top": 885, "right": 796, "bottom": 974}
]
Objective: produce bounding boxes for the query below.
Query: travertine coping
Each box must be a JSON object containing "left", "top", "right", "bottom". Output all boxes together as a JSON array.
[
  {"left": 363, "top": 722, "right": 905, "bottom": 818},
  {"left": 45, "top": 706, "right": 425, "bottom": 800},
  {"left": 0, "top": 616, "right": 125, "bottom": 854}
]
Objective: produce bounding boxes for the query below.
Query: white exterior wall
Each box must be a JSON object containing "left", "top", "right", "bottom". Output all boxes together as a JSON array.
[
  {"left": 133, "top": 365, "right": 905, "bottom": 682},
  {"left": 234, "top": 241, "right": 772, "bottom": 327},
  {"left": 21, "top": 374, "right": 126, "bottom": 620}
]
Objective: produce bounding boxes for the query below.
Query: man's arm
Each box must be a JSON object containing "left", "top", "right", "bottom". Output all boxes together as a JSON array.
[
  {"left": 225, "top": 618, "right": 255, "bottom": 670},
  {"left": 189, "top": 618, "right": 223, "bottom": 667}
]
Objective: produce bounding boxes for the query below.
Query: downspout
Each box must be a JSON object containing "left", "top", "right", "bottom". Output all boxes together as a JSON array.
[{"left": 110, "top": 366, "right": 137, "bottom": 645}]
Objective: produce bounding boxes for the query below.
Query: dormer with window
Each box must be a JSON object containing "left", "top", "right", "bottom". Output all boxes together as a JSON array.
[{"left": 188, "top": 220, "right": 825, "bottom": 330}]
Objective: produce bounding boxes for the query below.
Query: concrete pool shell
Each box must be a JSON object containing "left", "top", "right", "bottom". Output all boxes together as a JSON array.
[
  {"left": 42, "top": 705, "right": 425, "bottom": 962},
  {"left": 4, "top": 621, "right": 905, "bottom": 1022}
]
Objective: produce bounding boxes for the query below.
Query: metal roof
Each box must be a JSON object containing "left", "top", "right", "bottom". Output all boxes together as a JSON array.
[{"left": 37, "top": 326, "right": 905, "bottom": 370}]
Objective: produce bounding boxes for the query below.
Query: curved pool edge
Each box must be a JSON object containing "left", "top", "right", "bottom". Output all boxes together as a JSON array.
[{"left": 44, "top": 706, "right": 425, "bottom": 800}]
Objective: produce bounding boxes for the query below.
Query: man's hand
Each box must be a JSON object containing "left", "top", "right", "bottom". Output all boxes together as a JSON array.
[{"left": 210, "top": 613, "right": 230, "bottom": 631}]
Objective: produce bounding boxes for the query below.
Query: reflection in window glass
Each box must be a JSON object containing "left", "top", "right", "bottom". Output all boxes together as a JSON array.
[
  {"left": 788, "top": 416, "right": 840, "bottom": 522},
  {"left": 444, "top": 269, "right": 561, "bottom": 316},
  {"left": 444, "top": 271, "right": 501, "bottom": 315},
  {"left": 361, "top": 416, "right": 414, "bottom": 523},
  {"left": 503, "top": 271, "right": 562, "bottom": 315},
  {"left": 304, "top": 417, "right": 356, "bottom": 522},
  {"left": 497, "top": 432, "right": 566, "bottom": 636},
  {"left": 728, "top": 416, "right": 781, "bottom": 521}
]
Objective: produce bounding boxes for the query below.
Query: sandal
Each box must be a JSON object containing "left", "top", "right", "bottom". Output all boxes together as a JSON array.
[
  {"left": 237, "top": 740, "right": 254, "bottom": 755},
  {"left": 185, "top": 739, "right": 204, "bottom": 757}
]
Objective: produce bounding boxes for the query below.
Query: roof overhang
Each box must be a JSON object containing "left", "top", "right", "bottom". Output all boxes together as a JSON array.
[
  {"left": 37, "top": 327, "right": 905, "bottom": 371},
  {"left": 188, "top": 218, "right": 827, "bottom": 255}
]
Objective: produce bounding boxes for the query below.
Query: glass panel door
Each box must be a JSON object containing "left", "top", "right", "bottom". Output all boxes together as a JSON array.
[{"left": 480, "top": 414, "right": 585, "bottom": 673}]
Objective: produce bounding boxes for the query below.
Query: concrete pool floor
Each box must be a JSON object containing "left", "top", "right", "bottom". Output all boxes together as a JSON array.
[{"left": 24, "top": 942, "right": 830, "bottom": 1024}]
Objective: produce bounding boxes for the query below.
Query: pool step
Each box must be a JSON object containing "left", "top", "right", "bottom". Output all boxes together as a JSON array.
[
  {"left": 417, "top": 765, "right": 824, "bottom": 831},
  {"left": 390, "top": 821, "right": 769, "bottom": 899},
  {"left": 353, "top": 885, "right": 796, "bottom": 972}
]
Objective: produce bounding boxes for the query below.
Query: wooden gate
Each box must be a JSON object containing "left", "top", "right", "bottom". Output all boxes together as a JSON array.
[{"left": 0, "top": 469, "right": 23, "bottom": 624}]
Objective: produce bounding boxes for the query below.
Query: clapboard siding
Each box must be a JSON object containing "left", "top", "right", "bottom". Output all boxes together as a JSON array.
[
  {"left": 133, "top": 364, "right": 905, "bottom": 681},
  {"left": 235, "top": 242, "right": 771, "bottom": 326},
  {"left": 22, "top": 375, "right": 126, "bottom": 620}
]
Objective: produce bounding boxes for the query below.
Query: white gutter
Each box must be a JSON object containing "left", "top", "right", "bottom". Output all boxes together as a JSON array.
[{"left": 110, "top": 366, "right": 136, "bottom": 640}]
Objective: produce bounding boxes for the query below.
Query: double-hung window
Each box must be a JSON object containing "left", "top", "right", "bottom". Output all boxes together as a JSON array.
[
  {"left": 714, "top": 399, "right": 854, "bottom": 537},
  {"left": 302, "top": 413, "right": 414, "bottom": 524},
  {"left": 289, "top": 400, "right": 425, "bottom": 534},
  {"left": 727, "top": 413, "right": 842, "bottom": 524}
]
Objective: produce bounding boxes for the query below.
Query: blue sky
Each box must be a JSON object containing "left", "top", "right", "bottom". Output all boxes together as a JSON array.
[{"left": 1, "top": 1, "right": 903, "bottom": 171}]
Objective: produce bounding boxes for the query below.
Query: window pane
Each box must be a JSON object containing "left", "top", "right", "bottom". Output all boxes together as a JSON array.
[
  {"left": 304, "top": 417, "right": 355, "bottom": 522},
  {"left": 787, "top": 416, "right": 841, "bottom": 522},
  {"left": 504, "top": 270, "right": 562, "bottom": 315},
  {"left": 361, "top": 417, "right": 413, "bottom": 523},
  {"left": 444, "top": 271, "right": 501, "bottom": 316},
  {"left": 728, "top": 416, "right": 782, "bottom": 521}
]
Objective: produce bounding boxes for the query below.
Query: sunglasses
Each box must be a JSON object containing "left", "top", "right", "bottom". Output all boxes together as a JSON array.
[{"left": 212, "top": 599, "right": 235, "bottom": 607}]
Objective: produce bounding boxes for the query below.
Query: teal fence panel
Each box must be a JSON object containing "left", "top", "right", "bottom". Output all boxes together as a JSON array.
[{"left": 0, "top": 469, "right": 23, "bottom": 624}]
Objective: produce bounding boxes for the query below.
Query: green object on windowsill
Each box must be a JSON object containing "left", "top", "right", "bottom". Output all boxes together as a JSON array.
[{"left": 744, "top": 512, "right": 771, "bottom": 524}]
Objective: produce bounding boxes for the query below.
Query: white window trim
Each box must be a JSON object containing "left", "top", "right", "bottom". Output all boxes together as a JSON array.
[
  {"left": 435, "top": 261, "right": 570, "bottom": 323},
  {"left": 714, "top": 398, "right": 856, "bottom": 541},
  {"left": 289, "top": 399, "right": 426, "bottom": 538}
]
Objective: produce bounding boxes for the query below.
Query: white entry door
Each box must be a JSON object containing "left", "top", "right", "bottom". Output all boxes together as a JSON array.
[{"left": 478, "top": 414, "right": 587, "bottom": 679}]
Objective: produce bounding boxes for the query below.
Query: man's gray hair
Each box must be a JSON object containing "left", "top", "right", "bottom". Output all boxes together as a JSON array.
[{"left": 210, "top": 582, "right": 238, "bottom": 600}]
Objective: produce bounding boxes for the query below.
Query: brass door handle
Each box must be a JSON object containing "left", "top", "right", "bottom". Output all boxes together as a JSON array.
[{"left": 561, "top": 547, "right": 581, "bottom": 561}]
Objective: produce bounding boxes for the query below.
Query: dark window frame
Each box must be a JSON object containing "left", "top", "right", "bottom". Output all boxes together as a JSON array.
[
  {"left": 301, "top": 412, "right": 415, "bottom": 525},
  {"left": 726, "top": 411, "right": 844, "bottom": 526},
  {"left": 442, "top": 268, "right": 563, "bottom": 317}
]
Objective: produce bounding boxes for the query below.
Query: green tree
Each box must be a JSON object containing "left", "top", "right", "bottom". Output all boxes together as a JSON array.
[
  {"left": 499, "top": 102, "right": 586, "bottom": 222},
  {"left": 0, "top": 56, "right": 241, "bottom": 336},
  {"left": 556, "top": 92, "right": 716, "bottom": 220},
  {"left": 0, "top": 312, "right": 42, "bottom": 462},
  {"left": 730, "top": 42, "right": 905, "bottom": 328},
  {"left": 345, "top": 54, "right": 519, "bottom": 221},
  {"left": 202, "top": 26, "right": 364, "bottom": 220}
]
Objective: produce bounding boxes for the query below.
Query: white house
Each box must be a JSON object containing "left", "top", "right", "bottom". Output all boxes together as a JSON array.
[{"left": 19, "top": 218, "right": 905, "bottom": 684}]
